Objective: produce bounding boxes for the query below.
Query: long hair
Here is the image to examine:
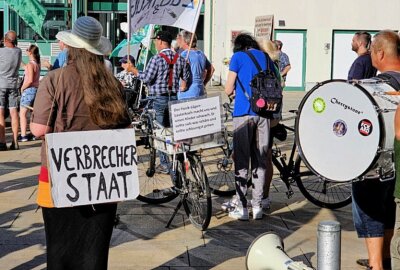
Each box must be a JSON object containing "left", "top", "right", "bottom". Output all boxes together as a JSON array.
[
  {"left": 27, "top": 44, "right": 40, "bottom": 64},
  {"left": 259, "top": 39, "right": 279, "bottom": 62},
  {"left": 233, "top": 33, "right": 260, "bottom": 53},
  {"left": 68, "top": 47, "right": 127, "bottom": 128}
]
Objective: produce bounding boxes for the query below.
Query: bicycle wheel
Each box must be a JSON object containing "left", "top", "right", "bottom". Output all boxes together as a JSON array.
[
  {"left": 135, "top": 119, "right": 178, "bottom": 204},
  {"left": 294, "top": 156, "right": 352, "bottom": 209},
  {"left": 208, "top": 134, "right": 236, "bottom": 196},
  {"left": 182, "top": 154, "right": 212, "bottom": 231}
]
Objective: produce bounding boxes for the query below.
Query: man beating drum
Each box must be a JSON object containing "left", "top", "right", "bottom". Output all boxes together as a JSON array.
[
  {"left": 376, "top": 30, "right": 400, "bottom": 270},
  {"left": 350, "top": 31, "right": 396, "bottom": 270}
]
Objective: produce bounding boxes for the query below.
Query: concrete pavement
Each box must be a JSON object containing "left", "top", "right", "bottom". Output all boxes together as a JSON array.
[{"left": 0, "top": 87, "right": 368, "bottom": 269}]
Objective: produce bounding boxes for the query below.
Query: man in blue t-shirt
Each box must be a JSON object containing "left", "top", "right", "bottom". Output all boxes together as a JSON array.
[
  {"left": 42, "top": 39, "right": 68, "bottom": 70},
  {"left": 348, "top": 31, "right": 377, "bottom": 80},
  {"left": 224, "top": 33, "right": 276, "bottom": 221},
  {"left": 178, "top": 31, "right": 214, "bottom": 100}
]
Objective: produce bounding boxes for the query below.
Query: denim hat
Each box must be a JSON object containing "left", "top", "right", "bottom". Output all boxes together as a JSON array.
[
  {"left": 56, "top": 16, "right": 112, "bottom": 55},
  {"left": 151, "top": 31, "right": 173, "bottom": 44},
  {"left": 119, "top": 55, "right": 135, "bottom": 64}
]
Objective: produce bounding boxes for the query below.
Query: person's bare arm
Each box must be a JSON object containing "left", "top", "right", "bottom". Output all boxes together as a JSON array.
[
  {"left": 281, "top": 65, "right": 291, "bottom": 77},
  {"left": 225, "top": 71, "right": 237, "bottom": 97},
  {"left": 30, "top": 122, "right": 53, "bottom": 138},
  {"left": 395, "top": 104, "right": 400, "bottom": 140},
  {"left": 204, "top": 64, "right": 215, "bottom": 86},
  {"left": 20, "top": 63, "right": 34, "bottom": 91},
  {"left": 42, "top": 59, "right": 52, "bottom": 70}
]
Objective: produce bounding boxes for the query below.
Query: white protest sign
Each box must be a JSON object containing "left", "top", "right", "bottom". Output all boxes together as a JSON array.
[
  {"left": 46, "top": 129, "right": 139, "bottom": 208},
  {"left": 254, "top": 15, "right": 274, "bottom": 40},
  {"left": 170, "top": 96, "right": 222, "bottom": 141},
  {"left": 129, "top": 0, "right": 202, "bottom": 33}
]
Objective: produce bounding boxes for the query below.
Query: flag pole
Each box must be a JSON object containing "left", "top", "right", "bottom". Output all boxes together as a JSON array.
[
  {"left": 135, "top": 24, "right": 154, "bottom": 106},
  {"left": 184, "top": 0, "right": 203, "bottom": 62},
  {"left": 127, "top": 0, "right": 131, "bottom": 63}
]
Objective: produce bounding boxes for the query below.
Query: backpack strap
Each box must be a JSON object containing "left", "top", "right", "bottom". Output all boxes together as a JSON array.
[
  {"left": 237, "top": 76, "right": 250, "bottom": 100},
  {"left": 159, "top": 52, "right": 180, "bottom": 91},
  {"left": 244, "top": 51, "right": 271, "bottom": 73}
]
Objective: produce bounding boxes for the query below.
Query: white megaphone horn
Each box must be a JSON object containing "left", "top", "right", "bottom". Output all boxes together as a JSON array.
[{"left": 246, "top": 232, "right": 314, "bottom": 270}]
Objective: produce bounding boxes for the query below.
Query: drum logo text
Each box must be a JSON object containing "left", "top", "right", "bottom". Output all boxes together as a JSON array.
[
  {"left": 331, "top": 98, "right": 363, "bottom": 114},
  {"left": 313, "top": 97, "right": 326, "bottom": 113},
  {"left": 358, "top": 119, "right": 373, "bottom": 136}
]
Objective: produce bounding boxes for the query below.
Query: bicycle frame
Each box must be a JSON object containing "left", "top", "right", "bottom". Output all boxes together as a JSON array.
[{"left": 271, "top": 124, "right": 296, "bottom": 198}]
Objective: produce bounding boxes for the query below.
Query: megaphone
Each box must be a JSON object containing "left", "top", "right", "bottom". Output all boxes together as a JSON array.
[{"left": 246, "top": 232, "right": 314, "bottom": 270}]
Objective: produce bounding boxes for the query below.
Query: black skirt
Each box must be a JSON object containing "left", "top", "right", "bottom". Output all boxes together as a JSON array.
[{"left": 42, "top": 203, "right": 117, "bottom": 270}]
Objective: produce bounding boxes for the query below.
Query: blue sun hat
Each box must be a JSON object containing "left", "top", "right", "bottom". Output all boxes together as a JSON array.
[{"left": 56, "top": 16, "right": 112, "bottom": 55}]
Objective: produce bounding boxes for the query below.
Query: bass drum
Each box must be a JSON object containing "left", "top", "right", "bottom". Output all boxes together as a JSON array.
[{"left": 296, "top": 79, "right": 398, "bottom": 182}]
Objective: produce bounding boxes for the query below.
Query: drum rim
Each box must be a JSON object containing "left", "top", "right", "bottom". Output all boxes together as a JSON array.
[{"left": 295, "top": 79, "right": 385, "bottom": 181}]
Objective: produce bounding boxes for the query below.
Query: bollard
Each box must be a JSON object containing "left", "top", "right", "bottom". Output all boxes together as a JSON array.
[{"left": 317, "top": 220, "right": 341, "bottom": 270}]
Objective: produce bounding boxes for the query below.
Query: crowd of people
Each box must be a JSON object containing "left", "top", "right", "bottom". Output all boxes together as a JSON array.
[{"left": 4, "top": 14, "right": 400, "bottom": 270}]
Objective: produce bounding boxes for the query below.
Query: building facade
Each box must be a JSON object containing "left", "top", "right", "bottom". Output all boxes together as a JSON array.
[
  {"left": 0, "top": 0, "right": 205, "bottom": 74},
  {"left": 203, "top": 0, "right": 400, "bottom": 91}
]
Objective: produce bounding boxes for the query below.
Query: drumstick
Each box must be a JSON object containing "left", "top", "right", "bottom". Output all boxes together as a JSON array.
[
  {"left": 25, "top": 105, "right": 34, "bottom": 111},
  {"left": 385, "top": 91, "right": 400, "bottom": 95}
]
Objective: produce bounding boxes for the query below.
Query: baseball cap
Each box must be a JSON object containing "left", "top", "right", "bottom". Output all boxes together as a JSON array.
[
  {"left": 119, "top": 55, "right": 135, "bottom": 64},
  {"left": 151, "top": 31, "right": 173, "bottom": 44}
]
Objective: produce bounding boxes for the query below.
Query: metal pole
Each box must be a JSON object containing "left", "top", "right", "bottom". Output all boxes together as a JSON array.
[{"left": 317, "top": 220, "right": 341, "bottom": 270}]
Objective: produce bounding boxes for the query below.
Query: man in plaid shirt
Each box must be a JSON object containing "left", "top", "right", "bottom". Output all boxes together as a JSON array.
[{"left": 132, "top": 30, "right": 190, "bottom": 174}]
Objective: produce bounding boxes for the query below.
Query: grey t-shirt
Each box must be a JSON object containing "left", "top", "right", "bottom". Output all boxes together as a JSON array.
[{"left": 0, "top": 47, "right": 22, "bottom": 89}]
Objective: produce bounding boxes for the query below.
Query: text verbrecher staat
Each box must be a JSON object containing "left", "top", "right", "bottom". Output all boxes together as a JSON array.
[{"left": 45, "top": 129, "right": 139, "bottom": 207}]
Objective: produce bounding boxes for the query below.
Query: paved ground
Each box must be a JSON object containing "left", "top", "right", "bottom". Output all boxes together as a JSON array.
[{"left": 0, "top": 87, "right": 369, "bottom": 269}]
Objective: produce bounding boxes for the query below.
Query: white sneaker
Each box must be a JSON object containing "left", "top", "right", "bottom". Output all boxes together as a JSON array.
[
  {"left": 228, "top": 207, "right": 249, "bottom": 221},
  {"left": 221, "top": 196, "right": 239, "bottom": 212},
  {"left": 252, "top": 207, "right": 263, "bottom": 220}
]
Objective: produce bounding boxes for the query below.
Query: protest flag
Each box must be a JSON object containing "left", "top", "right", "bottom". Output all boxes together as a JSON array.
[
  {"left": 129, "top": 0, "right": 203, "bottom": 34},
  {"left": 5, "top": 0, "right": 47, "bottom": 38}
]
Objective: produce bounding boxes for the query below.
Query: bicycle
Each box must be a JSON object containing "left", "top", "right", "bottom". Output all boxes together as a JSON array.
[
  {"left": 208, "top": 104, "right": 352, "bottom": 209},
  {"left": 132, "top": 97, "right": 212, "bottom": 230}
]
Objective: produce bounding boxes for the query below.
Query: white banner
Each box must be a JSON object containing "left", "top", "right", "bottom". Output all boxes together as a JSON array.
[
  {"left": 170, "top": 96, "right": 222, "bottom": 141},
  {"left": 129, "top": 0, "right": 202, "bottom": 33},
  {"left": 46, "top": 129, "right": 139, "bottom": 207}
]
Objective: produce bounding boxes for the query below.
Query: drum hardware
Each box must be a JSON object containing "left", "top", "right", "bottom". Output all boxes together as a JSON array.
[
  {"left": 297, "top": 79, "right": 397, "bottom": 182},
  {"left": 361, "top": 167, "right": 395, "bottom": 182},
  {"left": 377, "top": 148, "right": 393, "bottom": 154},
  {"left": 377, "top": 108, "right": 396, "bottom": 113}
]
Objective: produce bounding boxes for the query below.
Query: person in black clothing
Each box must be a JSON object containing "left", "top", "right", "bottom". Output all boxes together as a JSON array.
[{"left": 348, "top": 31, "right": 377, "bottom": 80}]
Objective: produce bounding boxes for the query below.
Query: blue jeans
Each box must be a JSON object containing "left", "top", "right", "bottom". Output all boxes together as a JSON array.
[
  {"left": 352, "top": 179, "right": 395, "bottom": 238},
  {"left": 20, "top": 87, "right": 37, "bottom": 107},
  {"left": 153, "top": 95, "right": 177, "bottom": 166}
]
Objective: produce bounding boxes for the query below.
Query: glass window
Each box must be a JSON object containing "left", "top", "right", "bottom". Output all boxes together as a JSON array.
[{"left": 10, "top": 0, "right": 72, "bottom": 41}]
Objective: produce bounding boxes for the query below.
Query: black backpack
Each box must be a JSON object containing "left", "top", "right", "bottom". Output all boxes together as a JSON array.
[{"left": 237, "top": 51, "right": 283, "bottom": 118}]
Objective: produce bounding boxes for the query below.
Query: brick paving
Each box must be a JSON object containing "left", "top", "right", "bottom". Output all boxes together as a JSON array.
[{"left": 0, "top": 87, "right": 368, "bottom": 269}]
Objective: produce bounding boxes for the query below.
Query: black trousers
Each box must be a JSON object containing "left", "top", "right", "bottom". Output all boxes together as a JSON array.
[{"left": 42, "top": 203, "right": 117, "bottom": 270}]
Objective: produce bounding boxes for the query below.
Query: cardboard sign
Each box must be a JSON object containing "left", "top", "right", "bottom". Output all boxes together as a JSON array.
[
  {"left": 46, "top": 129, "right": 139, "bottom": 207},
  {"left": 170, "top": 96, "right": 222, "bottom": 141},
  {"left": 254, "top": 15, "right": 274, "bottom": 40}
]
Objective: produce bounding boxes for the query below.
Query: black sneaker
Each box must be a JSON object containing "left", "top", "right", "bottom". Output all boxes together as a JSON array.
[
  {"left": 9, "top": 141, "right": 19, "bottom": 150},
  {"left": 356, "top": 258, "right": 391, "bottom": 270},
  {"left": 0, "top": 143, "right": 7, "bottom": 151}
]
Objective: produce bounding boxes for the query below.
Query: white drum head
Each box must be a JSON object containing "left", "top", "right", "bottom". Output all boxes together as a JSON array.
[{"left": 296, "top": 80, "right": 382, "bottom": 181}]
